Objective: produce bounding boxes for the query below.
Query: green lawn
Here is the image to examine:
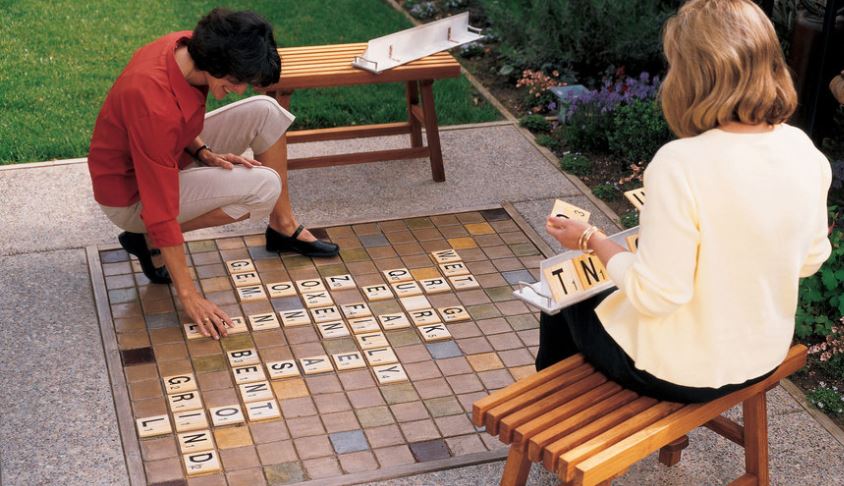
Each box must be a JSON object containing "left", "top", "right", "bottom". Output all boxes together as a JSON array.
[{"left": 0, "top": 0, "right": 500, "bottom": 164}]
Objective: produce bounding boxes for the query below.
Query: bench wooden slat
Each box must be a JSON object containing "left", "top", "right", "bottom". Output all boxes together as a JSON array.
[
  {"left": 556, "top": 401, "right": 684, "bottom": 481},
  {"left": 528, "top": 389, "right": 639, "bottom": 462},
  {"left": 472, "top": 354, "right": 585, "bottom": 427},
  {"left": 286, "top": 122, "right": 411, "bottom": 144},
  {"left": 543, "top": 397, "right": 665, "bottom": 472},
  {"left": 288, "top": 146, "right": 429, "bottom": 170},
  {"left": 270, "top": 65, "right": 462, "bottom": 90},
  {"left": 486, "top": 363, "right": 595, "bottom": 434},
  {"left": 499, "top": 373, "right": 610, "bottom": 444},
  {"left": 512, "top": 380, "right": 621, "bottom": 449},
  {"left": 281, "top": 58, "right": 457, "bottom": 74},
  {"left": 280, "top": 50, "right": 454, "bottom": 63},
  {"left": 574, "top": 345, "right": 807, "bottom": 486}
]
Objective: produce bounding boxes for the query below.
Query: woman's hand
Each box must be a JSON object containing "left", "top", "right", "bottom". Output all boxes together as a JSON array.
[
  {"left": 545, "top": 215, "right": 591, "bottom": 250},
  {"left": 180, "top": 290, "right": 233, "bottom": 340},
  {"left": 199, "top": 149, "right": 261, "bottom": 169}
]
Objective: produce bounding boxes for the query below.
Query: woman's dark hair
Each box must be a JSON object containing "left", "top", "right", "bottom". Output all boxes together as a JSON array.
[{"left": 187, "top": 8, "right": 280, "bottom": 87}]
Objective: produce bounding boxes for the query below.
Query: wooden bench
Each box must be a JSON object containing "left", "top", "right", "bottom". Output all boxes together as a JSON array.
[
  {"left": 472, "top": 344, "right": 808, "bottom": 486},
  {"left": 261, "top": 43, "right": 462, "bottom": 182}
]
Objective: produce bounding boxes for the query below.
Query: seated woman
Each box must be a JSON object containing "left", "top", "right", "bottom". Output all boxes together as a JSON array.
[
  {"left": 88, "top": 8, "right": 337, "bottom": 339},
  {"left": 540, "top": 0, "right": 832, "bottom": 403}
]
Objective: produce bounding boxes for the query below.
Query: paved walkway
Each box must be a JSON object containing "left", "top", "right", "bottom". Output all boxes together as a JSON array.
[{"left": 1, "top": 122, "right": 842, "bottom": 485}]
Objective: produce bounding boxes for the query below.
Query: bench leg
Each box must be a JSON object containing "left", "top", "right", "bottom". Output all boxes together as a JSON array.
[
  {"left": 405, "top": 81, "right": 423, "bottom": 148},
  {"left": 419, "top": 79, "right": 446, "bottom": 182},
  {"left": 742, "top": 392, "right": 769, "bottom": 485},
  {"left": 658, "top": 435, "right": 689, "bottom": 467},
  {"left": 501, "top": 446, "right": 531, "bottom": 486}
]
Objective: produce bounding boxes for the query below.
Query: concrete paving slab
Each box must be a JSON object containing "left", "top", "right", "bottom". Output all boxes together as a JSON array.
[
  {"left": 513, "top": 195, "right": 623, "bottom": 252},
  {"left": 0, "top": 250, "right": 128, "bottom": 486}
]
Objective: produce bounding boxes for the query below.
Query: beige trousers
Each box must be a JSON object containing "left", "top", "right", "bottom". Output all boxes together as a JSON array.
[{"left": 100, "top": 95, "right": 295, "bottom": 233}]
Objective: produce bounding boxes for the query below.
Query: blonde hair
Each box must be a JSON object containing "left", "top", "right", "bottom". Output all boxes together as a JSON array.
[{"left": 660, "top": 0, "right": 797, "bottom": 138}]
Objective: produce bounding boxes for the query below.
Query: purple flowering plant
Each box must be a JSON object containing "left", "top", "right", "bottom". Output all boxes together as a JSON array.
[{"left": 560, "top": 70, "right": 661, "bottom": 120}]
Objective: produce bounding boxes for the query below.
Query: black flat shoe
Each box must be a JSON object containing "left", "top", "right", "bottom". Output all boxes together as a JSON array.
[
  {"left": 266, "top": 224, "right": 340, "bottom": 258},
  {"left": 118, "top": 231, "right": 172, "bottom": 284}
]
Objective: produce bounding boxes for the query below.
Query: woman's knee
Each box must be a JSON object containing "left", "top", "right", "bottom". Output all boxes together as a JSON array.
[{"left": 250, "top": 167, "right": 282, "bottom": 207}]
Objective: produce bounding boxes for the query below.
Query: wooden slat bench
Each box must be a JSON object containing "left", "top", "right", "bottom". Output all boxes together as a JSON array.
[
  {"left": 261, "top": 42, "right": 462, "bottom": 182},
  {"left": 472, "top": 345, "right": 808, "bottom": 486}
]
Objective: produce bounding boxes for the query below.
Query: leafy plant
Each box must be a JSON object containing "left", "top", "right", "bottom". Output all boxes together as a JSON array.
[
  {"left": 516, "top": 69, "right": 566, "bottom": 114},
  {"left": 519, "top": 114, "right": 552, "bottom": 133},
  {"left": 535, "top": 133, "right": 560, "bottom": 151},
  {"left": 560, "top": 152, "right": 591, "bottom": 176},
  {"left": 608, "top": 99, "right": 672, "bottom": 166},
  {"left": 796, "top": 212, "right": 844, "bottom": 339},
  {"left": 620, "top": 210, "right": 639, "bottom": 229},
  {"left": 591, "top": 183, "right": 620, "bottom": 201},
  {"left": 809, "top": 319, "right": 844, "bottom": 363},
  {"left": 807, "top": 382, "right": 844, "bottom": 416}
]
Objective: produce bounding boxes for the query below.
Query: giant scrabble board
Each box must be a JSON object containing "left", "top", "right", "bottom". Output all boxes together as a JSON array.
[{"left": 89, "top": 208, "right": 550, "bottom": 485}]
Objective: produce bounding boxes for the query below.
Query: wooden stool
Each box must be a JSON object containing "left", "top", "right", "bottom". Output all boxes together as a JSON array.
[{"left": 472, "top": 345, "right": 807, "bottom": 485}]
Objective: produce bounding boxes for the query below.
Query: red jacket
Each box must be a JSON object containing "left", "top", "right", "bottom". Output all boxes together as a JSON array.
[{"left": 88, "top": 31, "right": 207, "bottom": 247}]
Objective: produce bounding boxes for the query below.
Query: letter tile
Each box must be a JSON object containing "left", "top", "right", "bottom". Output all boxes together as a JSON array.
[
  {"left": 439, "top": 261, "right": 469, "bottom": 277},
  {"left": 300, "top": 355, "right": 334, "bottom": 375},
  {"left": 311, "top": 305, "right": 341, "bottom": 323},
  {"left": 226, "top": 259, "right": 255, "bottom": 275},
  {"left": 167, "top": 391, "right": 203, "bottom": 413},
  {"left": 296, "top": 278, "right": 326, "bottom": 293},
  {"left": 392, "top": 281, "right": 423, "bottom": 298},
  {"left": 326, "top": 274, "right": 356, "bottom": 290},
  {"left": 399, "top": 295, "right": 431, "bottom": 311},
  {"left": 266, "top": 281, "right": 296, "bottom": 299},
  {"left": 183, "top": 450, "right": 222, "bottom": 476},
  {"left": 209, "top": 405, "right": 245, "bottom": 427},
  {"left": 348, "top": 316, "right": 380, "bottom": 334},
  {"left": 431, "top": 249, "right": 461, "bottom": 264},
  {"left": 280, "top": 309, "right": 311, "bottom": 327},
  {"left": 238, "top": 380, "right": 274, "bottom": 403},
  {"left": 136, "top": 415, "right": 171, "bottom": 438},
  {"left": 332, "top": 351, "right": 367, "bottom": 371},
  {"left": 266, "top": 360, "right": 300, "bottom": 380},
  {"left": 410, "top": 309, "right": 440, "bottom": 326},
  {"left": 419, "top": 323, "right": 452, "bottom": 342},
  {"left": 551, "top": 199, "right": 591, "bottom": 223},
  {"left": 317, "top": 321, "right": 351, "bottom": 339},
  {"left": 173, "top": 410, "right": 208, "bottom": 433},
  {"left": 302, "top": 290, "right": 333, "bottom": 308},
  {"left": 382, "top": 268, "right": 413, "bottom": 283},
  {"left": 420, "top": 277, "right": 450, "bottom": 294},
  {"left": 572, "top": 254, "right": 609, "bottom": 289},
  {"left": 248, "top": 312, "right": 281, "bottom": 331},
  {"left": 543, "top": 260, "right": 582, "bottom": 302},
  {"left": 177, "top": 429, "right": 215, "bottom": 454},
  {"left": 437, "top": 305, "right": 471, "bottom": 323},
  {"left": 231, "top": 364, "right": 266, "bottom": 385},
  {"left": 363, "top": 347, "right": 398, "bottom": 366},
  {"left": 163, "top": 373, "right": 197, "bottom": 394},
  {"left": 624, "top": 188, "right": 646, "bottom": 210},
  {"left": 372, "top": 363, "right": 409, "bottom": 384},
  {"left": 363, "top": 284, "right": 393, "bottom": 301},
  {"left": 378, "top": 312, "right": 411, "bottom": 330},
  {"left": 226, "top": 348, "right": 260, "bottom": 367},
  {"left": 236, "top": 285, "right": 267, "bottom": 303},
  {"left": 231, "top": 271, "right": 261, "bottom": 288},
  {"left": 356, "top": 331, "right": 389, "bottom": 350},
  {"left": 341, "top": 302, "right": 372, "bottom": 319},
  {"left": 246, "top": 399, "right": 281, "bottom": 421}
]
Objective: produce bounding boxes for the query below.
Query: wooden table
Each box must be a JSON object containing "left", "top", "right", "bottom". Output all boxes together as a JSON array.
[{"left": 262, "top": 42, "right": 462, "bottom": 182}]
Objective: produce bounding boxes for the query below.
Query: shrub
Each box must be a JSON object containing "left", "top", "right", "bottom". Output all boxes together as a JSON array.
[
  {"left": 516, "top": 69, "right": 565, "bottom": 114},
  {"left": 519, "top": 114, "right": 552, "bottom": 133},
  {"left": 796, "top": 212, "right": 844, "bottom": 340},
  {"left": 620, "top": 210, "right": 639, "bottom": 229},
  {"left": 809, "top": 320, "right": 844, "bottom": 363},
  {"left": 559, "top": 152, "right": 591, "bottom": 176},
  {"left": 591, "top": 183, "right": 620, "bottom": 201},
  {"left": 535, "top": 133, "right": 560, "bottom": 151},
  {"left": 807, "top": 382, "right": 844, "bottom": 416},
  {"left": 479, "top": 0, "right": 672, "bottom": 82},
  {"left": 608, "top": 99, "right": 672, "bottom": 166},
  {"left": 406, "top": 0, "right": 439, "bottom": 19}
]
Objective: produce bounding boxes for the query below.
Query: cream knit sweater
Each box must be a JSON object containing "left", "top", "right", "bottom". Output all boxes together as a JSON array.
[{"left": 596, "top": 124, "right": 832, "bottom": 388}]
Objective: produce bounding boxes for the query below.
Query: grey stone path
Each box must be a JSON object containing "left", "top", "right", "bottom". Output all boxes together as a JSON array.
[{"left": 1, "top": 123, "right": 842, "bottom": 485}]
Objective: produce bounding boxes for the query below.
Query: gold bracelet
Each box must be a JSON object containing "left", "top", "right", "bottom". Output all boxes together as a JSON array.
[{"left": 579, "top": 226, "right": 601, "bottom": 254}]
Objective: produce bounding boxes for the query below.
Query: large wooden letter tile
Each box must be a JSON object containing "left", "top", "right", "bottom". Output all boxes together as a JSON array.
[
  {"left": 626, "top": 234, "right": 639, "bottom": 253},
  {"left": 210, "top": 405, "right": 245, "bottom": 427},
  {"left": 356, "top": 331, "right": 389, "bottom": 350},
  {"left": 227, "top": 348, "right": 260, "bottom": 367},
  {"left": 551, "top": 199, "right": 591, "bottom": 222},
  {"left": 300, "top": 355, "right": 334, "bottom": 375},
  {"left": 238, "top": 381, "right": 274, "bottom": 403},
  {"left": 392, "top": 281, "right": 422, "bottom": 298},
  {"left": 237, "top": 285, "right": 267, "bottom": 303},
  {"left": 326, "top": 274, "right": 356, "bottom": 290},
  {"left": 438, "top": 305, "right": 471, "bottom": 323},
  {"left": 136, "top": 415, "right": 171, "bottom": 438},
  {"left": 363, "top": 284, "right": 393, "bottom": 301},
  {"left": 226, "top": 259, "right": 255, "bottom": 274},
  {"left": 448, "top": 274, "right": 480, "bottom": 290},
  {"left": 183, "top": 450, "right": 222, "bottom": 477},
  {"left": 302, "top": 290, "right": 333, "bottom": 308},
  {"left": 543, "top": 260, "right": 582, "bottom": 302},
  {"left": 280, "top": 309, "right": 311, "bottom": 327},
  {"left": 378, "top": 312, "right": 411, "bottom": 330},
  {"left": 624, "top": 188, "right": 646, "bottom": 210},
  {"left": 364, "top": 347, "right": 398, "bottom": 366},
  {"left": 226, "top": 316, "right": 249, "bottom": 335},
  {"left": 183, "top": 323, "right": 203, "bottom": 340},
  {"left": 177, "top": 430, "right": 215, "bottom": 454},
  {"left": 296, "top": 278, "right": 326, "bottom": 293},
  {"left": 400, "top": 295, "right": 431, "bottom": 311},
  {"left": 266, "top": 281, "right": 296, "bottom": 299},
  {"left": 173, "top": 410, "right": 208, "bottom": 433},
  {"left": 348, "top": 316, "right": 380, "bottom": 334},
  {"left": 167, "top": 391, "right": 203, "bottom": 413},
  {"left": 231, "top": 364, "right": 266, "bottom": 385},
  {"left": 420, "top": 277, "right": 450, "bottom": 294},
  {"left": 341, "top": 302, "right": 372, "bottom": 319},
  {"left": 311, "top": 305, "right": 341, "bottom": 323},
  {"left": 419, "top": 323, "right": 452, "bottom": 342},
  {"left": 246, "top": 399, "right": 281, "bottom": 421},
  {"left": 317, "top": 321, "right": 351, "bottom": 339},
  {"left": 432, "top": 249, "right": 461, "bottom": 264},
  {"left": 382, "top": 268, "right": 413, "bottom": 283},
  {"left": 332, "top": 351, "right": 367, "bottom": 371},
  {"left": 410, "top": 309, "right": 440, "bottom": 326},
  {"left": 372, "top": 363, "right": 409, "bottom": 384},
  {"left": 248, "top": 313, "right": 281, "bottom": 331},
  {"left": 266, "top": 360, "right": 300, "bottom": 380},
  {"left": 164, "top": 373, "right": 197, "bottom": 394},
  {"left": 439, "top": 261, "right": 469, "bottom": 277},
  {"left": 231, "top": 271, "right": 261, "bottom": 288},
  {"left": 572, "top": 254, "right": 609, "bottom": 289}
]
